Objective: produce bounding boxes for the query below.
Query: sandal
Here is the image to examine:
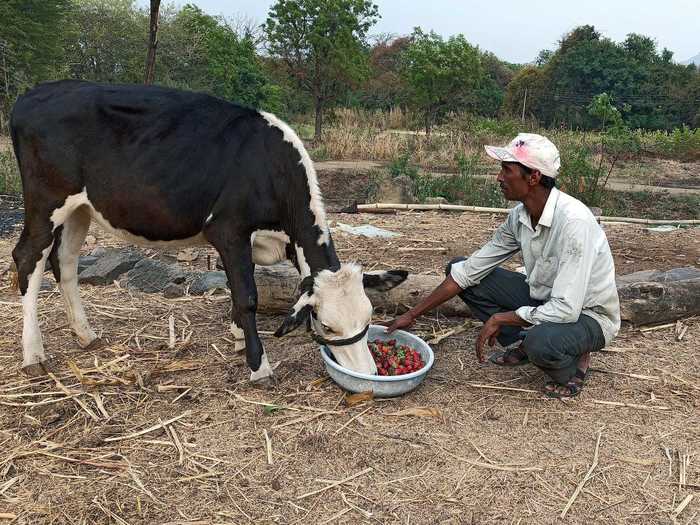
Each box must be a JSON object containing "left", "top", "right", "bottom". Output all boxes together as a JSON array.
[
  {"left": 544, "top": 368, "right": 589, "bottom": 399},
  {"left": 488, "top": 347, "right": 529, "bottom": 367}
]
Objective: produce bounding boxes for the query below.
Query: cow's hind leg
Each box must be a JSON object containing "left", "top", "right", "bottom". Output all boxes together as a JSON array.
[
  {"left": 51, "top": 206, "right": 97, "bottom": 348},
  {"left": 12, "top": 222, "right": 54, "bottom": 374}
]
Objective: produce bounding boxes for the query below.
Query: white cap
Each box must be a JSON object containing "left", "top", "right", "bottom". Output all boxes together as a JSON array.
[{"left": 484, "top": 133, "right": 561, "bottom": 178}]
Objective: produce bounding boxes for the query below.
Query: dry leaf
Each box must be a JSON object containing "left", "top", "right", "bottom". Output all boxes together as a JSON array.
[
  {"left": 344, "top": 391, "right": 374, "bottom": 407},
  {"left": 387, "top": 407, "right": 442, "bottom": 418}
]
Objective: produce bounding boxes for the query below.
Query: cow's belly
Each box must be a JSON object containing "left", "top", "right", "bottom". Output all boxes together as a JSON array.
[{"left": 89, "top": 209, "right": 209, "bottom": 248}]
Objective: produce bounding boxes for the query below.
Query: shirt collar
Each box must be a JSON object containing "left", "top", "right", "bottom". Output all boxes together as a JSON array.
[{"left": 518, "top": 187, "right": 560, "bottom": 230}]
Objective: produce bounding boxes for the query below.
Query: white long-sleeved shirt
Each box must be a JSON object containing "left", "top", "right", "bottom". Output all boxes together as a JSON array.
[{"left": 450, "top": 188, "right": 621, "bottom": 344}]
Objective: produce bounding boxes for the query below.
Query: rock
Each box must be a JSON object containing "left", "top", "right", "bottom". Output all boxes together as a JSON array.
[
  {"left": 375, "top": 174, "right": 416, "bottom": 204},
  {"left": 123, "top": 258, "right": 188, "bottom": 293},
  {"left": 77, "top": 255, "right": 99, "bottom": 274},
  {"left": 617, "top": 267, "right": 700, "bottom": 325},
  {"left": 40, "top": 278, "right": 55, "bottom": 291},
  {"left": 189, "top": 271, "right": 229, "bottom": 296},
  {"left": 163, "top": 283, "right": 185, "bottom": 299},
  {"left": 78, "top": 249, "right": 144, "bottom": 285},
  {"left": 90, "top": 246, "right": 107, "bottom": 258}
]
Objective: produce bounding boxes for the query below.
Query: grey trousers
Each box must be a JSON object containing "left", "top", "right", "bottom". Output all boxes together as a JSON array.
[{"left": 446, "top": 258, "right": 606, "bottom": 384}]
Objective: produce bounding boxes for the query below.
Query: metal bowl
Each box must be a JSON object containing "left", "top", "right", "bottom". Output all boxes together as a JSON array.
[{"left": 319, "top": 324, "right": 434, "bottom": 397}]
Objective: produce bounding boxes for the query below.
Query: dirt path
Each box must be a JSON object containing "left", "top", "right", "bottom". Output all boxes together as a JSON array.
[{"left": 316, "top": 160, "right": 700, "bottom": 196}]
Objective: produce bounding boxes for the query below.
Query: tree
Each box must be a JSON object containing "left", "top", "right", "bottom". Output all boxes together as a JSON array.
[
  {"left": 0, "top": 0, "right": 71, "bottom": 130},
  {"left": 400, "top": 28, "right": 485, "bottom": 134},
  {"left": 157, "top": 5, "right": 280, "bottom": 111},
  {"left": 64, "top": 0, "right": 147, "bottom": 84},
  {"left": 264, "top": 0, "right": 380, "bottom": 138},
  {"left": 144, "top": 0, "right": 162, "bottom": 84}
]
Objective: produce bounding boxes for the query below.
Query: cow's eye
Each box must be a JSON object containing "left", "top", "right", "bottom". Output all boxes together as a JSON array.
[{"left": 321, "top": 323, "right": 335, "bottom": 334}]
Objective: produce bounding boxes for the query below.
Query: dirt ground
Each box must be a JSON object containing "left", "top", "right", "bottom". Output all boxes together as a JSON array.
[{"left": 0, "top": 208, "right": 698, "bottom": 525}]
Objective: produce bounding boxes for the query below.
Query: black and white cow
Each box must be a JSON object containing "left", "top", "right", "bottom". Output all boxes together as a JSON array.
[{"left": 10, "top": 80, "right": 407, "bottom": 381}]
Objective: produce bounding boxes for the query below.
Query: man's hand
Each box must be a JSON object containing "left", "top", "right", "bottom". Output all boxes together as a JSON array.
[
  {"left": 384, "top": 312, "right": 415, "bottom": 333},
  {"left": 475, "top": 317, "right": 501, "bottom": 363},
  {"left": 475, "top": 311, "right": 531, "bottom": 363}
]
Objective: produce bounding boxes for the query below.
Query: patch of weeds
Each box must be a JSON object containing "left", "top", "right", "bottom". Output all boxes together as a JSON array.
[
  {"left": 309, "top": 143, "right": 330, "bottom": 161},
  {"left": 602, "top": 191, "right": 700, "bottom": 220},
  {"left": 0, "top": 150, "right": 21, "bottom": 194}
]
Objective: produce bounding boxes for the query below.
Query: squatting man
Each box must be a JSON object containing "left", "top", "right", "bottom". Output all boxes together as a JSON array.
[{"left": 386, "top": 133, "right": 621, "bottom": 398}]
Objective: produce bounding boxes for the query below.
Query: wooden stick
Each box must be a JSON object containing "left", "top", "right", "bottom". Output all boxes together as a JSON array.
[
  {"left": 168, "top": 314, "right": 175, "bottom": 349},
  {"left": 356, "top": 203, "right": 700, "bottom": 225},
  {"left": 334, "top": 406, "right": 373, "bottom": 435},
  {"left": 104, "top": 411, "right": 191, "bottom": 442},
  {"left": 590, "top": 400, "right": 670, "bottom": 411},
  {"left": 639, "top": 322, "right": 676, "bottom": 332},
  {"left": 465, "top": 383, "right": 538, "bottom": 394},
  {"left": 296, "top": 467, "right": 373, "bottom": 500},
  {"left": 48, "top": 372, "right": 100, "bottom": 421},
  {"left": 561, "top": 429, "right": 602, "bottom": 517},
  {"left": 672, "top": 494, "right": 693, "bottom": 520},
  {"left": 263, "top": 429, "right": 273, "bottom": 465}
]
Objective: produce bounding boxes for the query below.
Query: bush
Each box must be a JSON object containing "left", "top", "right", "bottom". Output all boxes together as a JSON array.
[
  {"left": 557, "top": 142, "right": 608, "bottom": 208},
  {"left": 637, "top": 126, "right": 700, "bottom": 161}
]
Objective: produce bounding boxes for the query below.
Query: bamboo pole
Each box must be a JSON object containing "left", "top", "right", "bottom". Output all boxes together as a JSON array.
[{"left": 355, "top": 203, "right": 700, "bottom": 225}]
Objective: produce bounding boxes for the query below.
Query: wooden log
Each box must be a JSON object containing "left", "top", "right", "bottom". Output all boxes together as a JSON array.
[{"left": 253, "top": 264, "right": 700, "bottom": 326}]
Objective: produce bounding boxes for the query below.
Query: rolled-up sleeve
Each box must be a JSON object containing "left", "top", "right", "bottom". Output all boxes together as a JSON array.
[
  {"left": 516, "top": 219, "right": 593, "bottom": 324},
  {"left": 450, "top": 214, "right": 521, "bottom": 289}
]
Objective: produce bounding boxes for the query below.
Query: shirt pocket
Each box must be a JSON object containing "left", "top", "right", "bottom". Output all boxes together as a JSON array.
[{"left": 532, "top": 256, "right": 558, "bottom": 287}]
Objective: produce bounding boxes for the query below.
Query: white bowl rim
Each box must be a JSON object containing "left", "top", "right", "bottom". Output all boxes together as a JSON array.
[{"left": 319, "top": 325, "right": 434, "bottom": 382}]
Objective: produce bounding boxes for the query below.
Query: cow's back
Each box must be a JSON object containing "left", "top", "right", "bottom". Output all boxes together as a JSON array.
[{"left": 11, "top": 81, "right": 280, "bottom": 241}]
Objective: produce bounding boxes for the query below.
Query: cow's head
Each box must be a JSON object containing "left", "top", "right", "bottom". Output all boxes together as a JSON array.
[{"left": 274, "top": 263, "right": 408, "bottom": 374}]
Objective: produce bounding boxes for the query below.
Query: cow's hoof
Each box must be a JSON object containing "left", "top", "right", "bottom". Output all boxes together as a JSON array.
[
  {"left": 21, "top": 361, "right": 51, "bottom": 377},
  {"left": 251, "top": 374, "right": 278, "bottom": 390}
]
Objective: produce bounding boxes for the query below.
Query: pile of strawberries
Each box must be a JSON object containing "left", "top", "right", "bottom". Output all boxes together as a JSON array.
[{"left": 369, "top": 338, "right": 425, "bottom": 376}]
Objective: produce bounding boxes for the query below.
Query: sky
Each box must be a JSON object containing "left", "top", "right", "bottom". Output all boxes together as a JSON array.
[{"left": 139, "top": 0, "right": 700, "bottom": 64}]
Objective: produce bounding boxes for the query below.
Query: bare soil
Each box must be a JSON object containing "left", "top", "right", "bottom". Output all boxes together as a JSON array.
[{"left": 0, "top": 207, "right": 698, "bottom": 524}]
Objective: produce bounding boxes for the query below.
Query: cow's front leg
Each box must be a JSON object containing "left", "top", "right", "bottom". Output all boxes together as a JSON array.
[{"left": 205, "top": 227, "right": 273, "bottom": 384}]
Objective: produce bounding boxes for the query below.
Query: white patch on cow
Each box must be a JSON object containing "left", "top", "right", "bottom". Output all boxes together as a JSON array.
[
  {"left": 250, "top": 352, "right": 274, "bottom": 381},
  {"left": 230, "top": 320, "right": 246, "bottom": 351},
  {"left": 294, "top": 243, "right": 311, "bottom": 277},
  {"left": 205, "top": 213, "right": 214, "bottom": 225},
  {"left": 57, "top": 206, "right": 97, "bottom": 347},
  {"left": 21, "top": 245, "right": 52, "bottom": 367},
  {"left": 310, "top": 263, "right": 376, "bottom": 375},
  {"left": 251, "top": 229, "right": 289, "bottom": 266},
  {"left": 259, "top": 111, "right": 329, "bottom": 246}
]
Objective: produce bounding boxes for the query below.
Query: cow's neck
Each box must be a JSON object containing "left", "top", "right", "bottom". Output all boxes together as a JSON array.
[{"left": 292, "top": 228, "right": 339, "bottom": 278}]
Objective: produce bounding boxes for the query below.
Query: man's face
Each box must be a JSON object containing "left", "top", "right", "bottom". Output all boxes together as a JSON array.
[{"left": 496, "top": 162, "right": 537, "bottom": 201}]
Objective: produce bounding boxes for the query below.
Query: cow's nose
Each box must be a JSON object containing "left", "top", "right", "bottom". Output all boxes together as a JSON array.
[{"left": 330, "top": 341, "right": 377, "bottom": 375}]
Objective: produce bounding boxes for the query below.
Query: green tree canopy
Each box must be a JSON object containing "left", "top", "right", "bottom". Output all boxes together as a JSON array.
[
  {"left": 264, "top": 0, "right": 380, "bottom": 138},
  {"left": 400, "top": 28, "right": 485, "bottom": 133}
]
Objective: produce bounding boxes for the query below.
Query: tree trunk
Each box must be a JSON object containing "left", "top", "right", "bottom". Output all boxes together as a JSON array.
[
  {"left": 252, "top": 264, "right": 700, "bottom": 327},
  {"left": 314, "top": 97, "right": 323, "bottom": 140},
  {"left": 144, "top": 0, "right": 161, "bottom": 85}
]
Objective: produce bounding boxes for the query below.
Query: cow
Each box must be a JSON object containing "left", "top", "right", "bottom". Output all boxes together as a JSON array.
[{"left": 10, "top": 80, "right": 408, "bottom": 383}]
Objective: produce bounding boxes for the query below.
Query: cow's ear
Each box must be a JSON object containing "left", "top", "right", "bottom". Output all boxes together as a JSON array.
[
  {"left": 274, "top": 293, "right": 315, "bottom": 337},
  {"left": 362, "top": 270, "right": 408, "bottom": 292}
]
